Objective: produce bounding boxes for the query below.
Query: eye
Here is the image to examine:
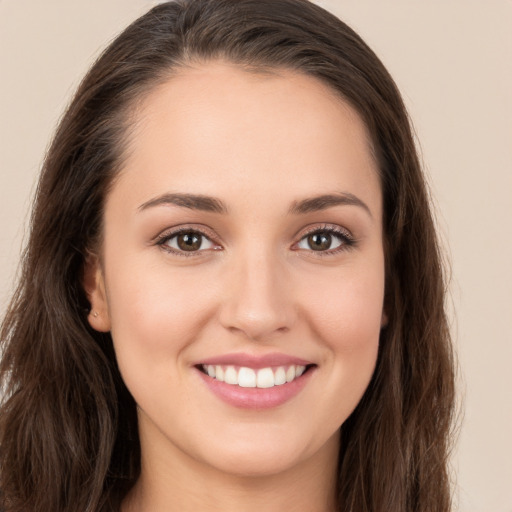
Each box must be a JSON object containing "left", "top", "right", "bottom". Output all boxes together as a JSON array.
[
  {"left": 157, "top": 229, "right": 218, "bottom": 254},
  {"left": 295, "top": 227, "right": 354, "bottom": 253}
]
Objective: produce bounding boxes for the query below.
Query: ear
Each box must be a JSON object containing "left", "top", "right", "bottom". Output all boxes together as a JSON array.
[
  {"left": 381, "top": 310, "right": 389, "bottom": 328},
  {"left": 82, "top": 254, "right": 111, "bottom": 332}
]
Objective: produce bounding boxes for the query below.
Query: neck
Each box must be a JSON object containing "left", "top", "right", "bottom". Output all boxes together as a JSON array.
[{"left": 122, "top": 418, "right": 339, "bottom": 512}]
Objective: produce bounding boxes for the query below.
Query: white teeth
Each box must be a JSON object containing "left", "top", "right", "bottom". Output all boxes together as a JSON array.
[
  {"left": 215, "top": 365, "right": 224, "bottom": 382},
  {"left": 238, "top": 367, "right": 256, "bottom": 387},
  {"left": 202, "top": 364, "right": 309, "bottom": 388},
  {"left": 224, "top": 366, "right": 238, "bottom": 385},
  {"left": 256, "top": 367, "right": 274, "bottom": 388},
  {"left": 274, "top": 366, "right": 286, "bottom": 385}
]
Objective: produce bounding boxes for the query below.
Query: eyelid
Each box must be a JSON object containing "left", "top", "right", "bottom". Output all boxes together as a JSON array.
[{"left": 297, "top": 223, "right": 353, "bottom": 240}]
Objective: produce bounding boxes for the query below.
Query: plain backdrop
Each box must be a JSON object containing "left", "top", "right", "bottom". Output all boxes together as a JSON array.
[{"left": 1, "top": 1, "right": 511, "bottom": 511}]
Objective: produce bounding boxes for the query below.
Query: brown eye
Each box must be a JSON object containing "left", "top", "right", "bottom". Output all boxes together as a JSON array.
[
  {"left": 161, "top": 231, "right": 215, "bottom": 253},
  {"left": 177, "top": 233, "right": 202, "bottom": 251},
  {"left": 296, "top": 228, "right": 349, "bottom": 253},
  {"left": 307, "top": 232, "right": 332, "bottom": 251}
]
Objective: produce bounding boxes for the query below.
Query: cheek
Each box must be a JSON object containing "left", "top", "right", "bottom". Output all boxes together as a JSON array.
[
  {"left": 104, "top": 259, "right": 219, "bottom": 394},
  {"left": 316, "top": 285, "right": 382, "bottom": 385},
  {"left": 303, "top": 260, "right": 385, "bottom": 350},
  {"left": 107, "top": 259, "right": 214, "bottom": 342},
  {"left": 298, "top": 258, "right": 384, "bottom": 418}
]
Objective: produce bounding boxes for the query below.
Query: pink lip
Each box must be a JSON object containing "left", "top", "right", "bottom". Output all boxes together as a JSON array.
[
  {"left": 193, "top": 352, "right": 316, "bottom": 410},
  {"left": 195, "top": 352, "right": 313, "bottom": 369}
]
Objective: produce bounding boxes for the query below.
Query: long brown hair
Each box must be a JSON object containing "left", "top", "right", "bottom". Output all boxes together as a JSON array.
[{"left": 0, "top": 1, "right": 455, "bottom": 510}]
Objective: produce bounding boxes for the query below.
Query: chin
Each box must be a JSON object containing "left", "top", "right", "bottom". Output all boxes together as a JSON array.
[
  {"left": 208, "top": 449, "right": 305, "bottom": 478},
  {"left": 197, "top": 427, "right": 338, "bottom": 479}
]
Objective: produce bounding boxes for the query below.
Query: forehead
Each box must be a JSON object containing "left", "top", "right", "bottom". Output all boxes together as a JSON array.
[{"left": 113, "top": 60, "right": 381, "bottom": 218}]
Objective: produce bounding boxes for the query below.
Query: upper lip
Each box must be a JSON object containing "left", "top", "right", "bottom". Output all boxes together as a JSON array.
[{"left": 194, "top": 352, "right": 314, "bottom": 369}]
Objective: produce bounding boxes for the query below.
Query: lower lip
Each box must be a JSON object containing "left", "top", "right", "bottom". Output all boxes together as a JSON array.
[{"left": 195, "top": 367, "right": 314, "bottom": 409}]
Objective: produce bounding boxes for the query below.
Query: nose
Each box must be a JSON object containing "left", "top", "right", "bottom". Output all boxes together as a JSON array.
[{"left": 218, "top": 249, "right": 297, "bottom": 341}]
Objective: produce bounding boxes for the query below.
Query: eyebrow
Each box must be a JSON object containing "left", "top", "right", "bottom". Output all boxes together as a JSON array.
[
  {"left": 138, "top": 193, "right": 228, "bottom": 214},
  {"left": 288, "top": 192, "right": 372, "bottom": 218},
  {"left": 138, "top": 191, "right": 372, "bottom": 218}
]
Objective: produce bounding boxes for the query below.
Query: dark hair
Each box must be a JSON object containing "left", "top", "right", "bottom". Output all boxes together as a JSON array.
[{"left": 0, "top": 1, "right": 455, "bottom": 510}]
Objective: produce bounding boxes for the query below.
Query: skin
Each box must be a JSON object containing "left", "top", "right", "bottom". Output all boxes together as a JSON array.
[{"left": 85, "top": 61, "right": 386, "bottom": 512}]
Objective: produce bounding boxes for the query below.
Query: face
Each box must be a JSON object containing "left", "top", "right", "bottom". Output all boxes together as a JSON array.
[{"left": 86, "top": 61, "right": 386, "bottom": 478}]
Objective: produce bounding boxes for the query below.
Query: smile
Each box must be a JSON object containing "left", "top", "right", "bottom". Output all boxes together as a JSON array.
[
  {"left": 194, "top": 353, "right": 316, "bottom": 409},
  {"left": 200, "top": 364, "right": 307, "bottom": 388}
]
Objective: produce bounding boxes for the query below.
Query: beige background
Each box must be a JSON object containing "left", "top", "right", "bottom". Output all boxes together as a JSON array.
[{"left": 1, "top": 1, "right": 511, "bottom": 510}]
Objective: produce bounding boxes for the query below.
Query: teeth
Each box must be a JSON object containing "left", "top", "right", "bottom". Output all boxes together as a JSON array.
[
  {"left": 256, "top": 367, "right": 274, "bottom": 388},
  {"left": 224, "top": 366, "right": 238, "bottom": 385},
  {"left": 274, "top": 367, "right": 286, "bottom": 385},
  {"left": 215, "top": 365, "right": 224, "bottom": 382},
  {"left": 286, "top": 366, "right": 295, "bottom": 383},
  {"left": 201, "top": 364, "right": 308, "bottom": 388},
  {"left": 238, "top": 367, "right": 256, "bottom": 387}
]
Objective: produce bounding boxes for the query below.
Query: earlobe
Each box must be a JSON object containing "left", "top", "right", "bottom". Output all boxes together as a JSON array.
[{"left": 83, "top": 254, "right": 111, "bottom": 332}]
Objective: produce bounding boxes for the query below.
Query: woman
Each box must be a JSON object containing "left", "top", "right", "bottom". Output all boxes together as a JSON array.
[{"left": 0, "top": 0, "right": 455, "bottom": 511}]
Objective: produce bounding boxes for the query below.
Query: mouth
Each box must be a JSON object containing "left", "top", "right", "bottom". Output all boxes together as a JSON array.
[
  {"left": 193, "top": 352, "right": 317, "bottom": 409},
  {"left": 196, "top": 363, "right": 316, "bottom": 389}
]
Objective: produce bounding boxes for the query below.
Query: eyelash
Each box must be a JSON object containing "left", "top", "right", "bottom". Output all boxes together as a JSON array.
[
  {"left": 295, "top": 224, "right": 356, "bottom": 256},
  {"left": 154, "top": 224, "right": 356, "bottom": 258}
]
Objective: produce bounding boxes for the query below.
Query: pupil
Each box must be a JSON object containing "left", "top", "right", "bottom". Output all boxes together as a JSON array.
[
  {"left": 178, "top": 233, "right": 201, "bottom": 251},
  {"left": 308, "top": 232, "right": 331, "bottom": 251}
]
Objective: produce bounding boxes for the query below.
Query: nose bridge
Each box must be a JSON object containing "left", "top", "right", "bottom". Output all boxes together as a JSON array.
[{"left": 219, "top": 241, "right": 295, "bottom": 340}]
